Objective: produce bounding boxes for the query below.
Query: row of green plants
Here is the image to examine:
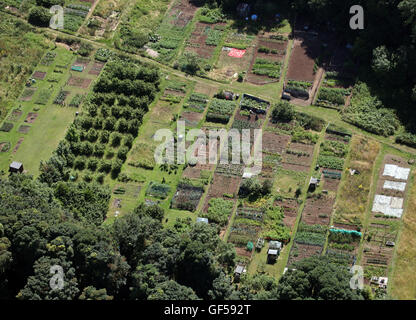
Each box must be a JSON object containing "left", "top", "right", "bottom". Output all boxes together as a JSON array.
[
  {"left": 183, "top": 92, "right": 209, "bottom": 113},
  {"left": 316, "top": 87, "right": 350, "bottom": 109},
  {"left": 317, "top": 155, "right": 345, "bottom": 170},
  {"left": 252, "top": 58, "right": 281, "bottom": 79}
]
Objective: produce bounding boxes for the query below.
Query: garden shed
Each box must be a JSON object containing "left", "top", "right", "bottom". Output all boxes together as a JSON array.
[
  {"left": 9, "top": 161, "right": 23, "bottom": 173},
  {"left": 267, "top": 249, "right": 278, "bottom": 263},
  {"left": 234, "top": 264, "right": 247, "bottom": 281},
  {"left": 308, "top": 177, "right": 319, "bottom": 191},
  {"left": 269, "top": 241, "right": 282, "bottom": 253}
]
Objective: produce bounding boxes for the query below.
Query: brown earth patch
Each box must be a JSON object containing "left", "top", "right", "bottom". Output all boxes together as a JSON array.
[
  {"left": 301, "top": 195, "right": 336, "bottom": 225},
  {"left": 67, "top": 76, "right": 92, "bottom": 88},
  {"left": 24, "top": 112, "right": 38, "bottom": 124},
  {"left": 32, "top": 71, "right": 46, "bottom": 80},
  {"left": 7, "top": 109, "right": 22, "bottom": 122},
  {"left": 18, "top": 125, "right": 31, "bottom": 134},
  {"left": 281, "top": 162, "right": 310, "bottom": 173},
  {"left": 13, "top": 138, "right": 24, "bottom": 153},
  {"left": 88, "top": 62, "right": 105, "bottom": 75},
  {"left": 262, "top": 132, "right": 290, "bottom": 154},
  {"left": 180, "top": 111, "right": 203, "bottom": 127},
  {"left": 287, "top": 243, "right": 322, "bottom": 266}
]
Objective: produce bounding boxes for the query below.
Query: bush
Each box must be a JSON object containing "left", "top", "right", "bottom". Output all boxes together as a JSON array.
[
  {"left": 271, "top": 101, "right": 295, "bottom": 123},
  {"left": 117, "top": 146, "right": 129, "bottom": 160},
  {"left": 28, "top": 7, "right": 52, "bottom": 27}
]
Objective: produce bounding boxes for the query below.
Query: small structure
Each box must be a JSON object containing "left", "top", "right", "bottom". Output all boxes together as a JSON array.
[
  {"left": 256, "top": 238, "right": 264, "bottom": 251},
  {"left": 269, "top": 241, "right": 282, "bottom": 253},
  {"left": 267, "top": 249, "right": 278, "bottom": 263},
  {"left": 385, "top": 241, "right": 395, "bottom": 247},
  {"left": 282, "top": 93, "right": 291, "bottom": 101},
  {"left": 308, "top": 177, "right": 319, "bottom": 192},
  {"left": 71, "top": 65, "right": 84, "bottom": 72},
  {"left": 246, "top": 241, "right": 254, "bottom": 252},
  {"left": 242, "top": 171, "right": 254, "bottom": 179},
  {"left": 9, "top": 161, "right": 23, "bottom": 174},
  {"left": 196, "top": 217, "right": 209, "bottom": 224},
  {"left": 234, "top": 264, "right": 247, "bottom": 281},
  {"left": 370, "top": 276, "right": 388, "bottom": 289}
]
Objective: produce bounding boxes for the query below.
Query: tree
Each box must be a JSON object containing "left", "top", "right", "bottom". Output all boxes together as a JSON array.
[
  {"left": 271, "top": 101, "right": 295, "bottom": 123},
  {"left": 274, "top": 256, "right": 364, "bottom": 300},
  {"left": 28, "top": 7, "right": 52, "bottom": 28},
  {"left": 178, "top": 51, "right": 201, "bottom": 75},
  {"left": 79, "top": 286, "right": 113, "bottom": 300},
  {"left": 147, "top": 280, "right": 199, "bottom": 300}
]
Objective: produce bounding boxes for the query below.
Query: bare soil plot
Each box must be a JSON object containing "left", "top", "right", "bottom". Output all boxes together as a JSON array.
[
  {"left": 170, "top": 0, "right": 198, "bottom": 28},
  {"left": 276, "top": 198, "right": 300, "bottom": 230},
  {"left": 12, "top": 138, "right": 24, "bottom": 153},
  {"left": 67, "top": 76, "right": 92, "bottom": 88},
  {"left": 233, "top": 109, "right": 266, "bottom": 129},
  {"left": 287, "top": 243, "right": 322, "bottom": 266},
  {"left": 7, "top": 109, "right": 22, "bottom": 122},
  {"left": 18, "top": 125, "right": 31, "bottom": 134},
  {"left": 246, "top": 38, "right": 288, "bottom": 85},
  {"left": 32, "top": 71, "right": 47, "bottom": 80},
  {"left": 88, "top": 62, "right": 105, "bottom": 75},
  {"left": 322, "top": 175, "right": 341, "bottom": 192},
  {"left": 180, "top": 111, "right": 203, "bottom": 127},
  {"left": 203, "top": 173, "right": 241, "bottom": 212},
  {"left": 20, "top": 88, "right": 37, "bottom": 101},
  {"left": 0, "top": 141, "right": 11, "bottom": 152},
  {"left": 163, "top": 88, "right": 186, "bottom": 97},
  {"left": 235, "top": 247, "right": 252, "bottom": 258},
  {"left": 24, "top": 112, "right": 38, "bottom": 124},
  {"left": 283, "top": 142, "right": 314, "bottom": 167},
  {"left": 281, "top": 162, "right": 310, "bottom": 173},
  {"left": 302, "top": 194, "right": 336, "bottom": 225},
  {"left": 262, "top": 132, "right": 290, "bottom": 154},
  {"left": 193, "top": 82, "right": 218, "bottom": 97},
  {"left": 286, "top": 33, "right": 320, "bottom": 82},
  {"left": 74, "top": 58, "right": 90, "bottom": 69},
  {"left": 325, "top": 133, "right": 350, "bottom": 144},
  {"left": 186, "top": 22, "right": 226, "bottom": 59}
]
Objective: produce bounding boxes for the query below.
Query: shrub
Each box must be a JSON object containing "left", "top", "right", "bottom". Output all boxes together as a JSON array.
[
  {"left": 271, "top": 101, "right": 295, "bottom": 123},
  {"left": 110, "top": 132, "right": 122, "bottom": 147},
  {"left": 117, "top": 146, "right": 129, "bottom": 160}
]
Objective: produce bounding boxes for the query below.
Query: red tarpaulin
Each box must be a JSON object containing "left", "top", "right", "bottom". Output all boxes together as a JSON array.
[{"left": 228, "top": 48, "right": 246, "bottom": 58}]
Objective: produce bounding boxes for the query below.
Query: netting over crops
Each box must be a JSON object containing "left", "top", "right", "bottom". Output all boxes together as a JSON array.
[
  {"left": 372, "top": 194, "right": 404, "bottom": 218},
  {"left": 383, "top": 164, "right": 410, "bottom": 180},
  {"left": 383, "top": 180, "right": 406, "bottom": 191}
]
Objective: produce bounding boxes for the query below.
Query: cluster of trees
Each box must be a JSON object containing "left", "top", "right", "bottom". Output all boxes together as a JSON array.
[
  {"left": 0, "top": 173, "right": 367, "bottom": 300},
  {"left": 39, "top": 57, "right": 160, "bottom": 184},
  {"left": 238, "top": 177, "right": 273, "bottom": 200}
]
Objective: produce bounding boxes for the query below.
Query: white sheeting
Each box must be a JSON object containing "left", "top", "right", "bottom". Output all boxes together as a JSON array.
[
  {"left": 383, "top": 180, "right": 406, "bottom": 192},
  {"left": 383, "top": 164, "right": 410, "bottom": 181},
  {"left": 372, "top": 194, "right": 404, "bottom": 218}
]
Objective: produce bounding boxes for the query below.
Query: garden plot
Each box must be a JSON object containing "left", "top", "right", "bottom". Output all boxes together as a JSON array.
[
  {"left": 228, "top": 222, "right": 261, "bottom": 250},
  {"left": 149, "top": 0, "right": 199, "bottom": 63},
  {"left": 180, "top": 111, "right": 203, "bottom": 127},
  {"left": 185, "top": 22, "right": 227, "bottom": 60},
  {"left": 183, "top": 92, "right": 209, "bottom": 113},
  {"left": 372, "top": 195, "right": 404, "bottom": 218},
  {"left": 240, "top": 94, "right": 270, "bottom": 115},
  {"left": 88, "top": 62, "right": 105, "bottom": 75},
  {"left": 260, "top": 152, "right": 280, "bottom": 179},
  {"left": 67, "top": 76, "right": 92, "bottom": 89},
  {"left": 203, "top": 173, "right": 241, "bottom": 211},
  {"left": 246, "top": 37, "right": 288, "bottom": 85},
  {"left": 274, "top": 167, "right": 307, "bottom": 198},
  {"left": 146, "top": 181, "right": 171, "bottom": 199},
  {"left": 20, "top": 88, "right": 37, "bottom": 102},
  {"left": 0, "top": 122, "right": 14, "bottom": 133},
  {"left": 171, "top": 180, "right": 204, "bottom": 212},
  {"left": 0, "top": 141, "right": 11, "bottom": 153},
  {"left": 108, "top": 183, "right": 142, "bottom": 217},
  {"left": 7, "top": 109, "right": 22, "bottom": 122},
  {"left": 262, "top": 132, "right": 290, "bottom": 154},
  {"left": 24, "top": 112, "right": 38, "bottom": 124},
  {"left": 276, "top": 198, "right": 300, "bottom": 231},
  {"left": 321, "top": 169, "right": 342, "bottom": 192},
  {"left": 302, "top": 194, "right": 336, "bottom": 225},
  {"left": 288, "top": 242, "right": 323, "bottom": 267},
  {"left": 17, "top": 125, "right": 31, "bottom": 134},
  {"left": 326, "top": 228, "right": 361, "bottom": 257},
  {"left": 282, "top": 142, "right": 314, "bottom": 168},
  {"left": 363, "top": 223, "right": 397, "bottom": 268},
  {"left": 209, "top": 31, "right": 256, "bottom": 81},
  {"left": 232, "top": 108, "right": 266, "bottom": 131},
  {"left": 63, "top": 3, "right": 91, "bottom": 33},
  {"left": 12, "top": 138, "right": 24, "bottom": 153},
  {"left": 32, "top": 71, "right": 46, "bottom": 80},
  {"left": 206, "top": 98, "right": 237, "bottom": 125}
]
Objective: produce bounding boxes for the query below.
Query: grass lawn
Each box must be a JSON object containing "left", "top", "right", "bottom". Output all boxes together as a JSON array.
[
  {"left": 0, "top": 47, "right": 84, "bottom": 175},
  {"left": 333, "top": 136, "right": 380, "bottom": 226},
  {"left": 274, "top": 167, "right": 307, "bottom": 198}
]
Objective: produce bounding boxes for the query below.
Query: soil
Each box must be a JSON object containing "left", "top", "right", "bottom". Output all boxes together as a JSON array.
[
  {"left": 13, "top": 138, "right": 24, "bottom": 153},
  {"left": 325, "top": 133, "right": 350, "bottom": 144},
  {"left": 287, "top": 243, "right": 322, "bottom": 266},
  {"left": 186, "top": 22, "right": 226, "bottom": 59},
  {"left": 262, "top": 132, "right": 290, "bottom": 154},
  {"left": 67, "top": 76, "right": 92, "bottom": 88},
  {"left": 7, "top": 109, "right": 22, "bottom": 122},
  {"left": 246, "top": 38, "right": 288, "bottom": 85},
  {"left": 281, "top": 162, "right": 310, "bottom": 173},
  {"left": 301, "top": 194, "right": 336, "bottom": 225},
  {"left": 203, "top": 173, "right": 240, "bottom": 212},
  {"left": 180, "top": 111, "right": 203, "bottom": 127},
  {"left": 276, "top": 198, "right": 300, "bottom": 230},
  {"left": 235, "top": 246, "right": 252, "bottom": 258},
  {"left": 375, "top": 154, "right": 410, "bottom": 197},
  {"left": 32, "top": 71, "right": 47, "bottom": 80},
  {"left": 24, "top": 112, "right": 38, "bottom": 124},
  {"left": 170, "top": 0, "right": 198, "bottom": 28},
  {"left": 164, "top": 88, "right": 186, "bottom": 97},
  {"left": 18, "top": 125, "right": 31, "bottom": 134},
  {"left": 74, "top": 58, "right": 90, "bottom": 69},
  {"left": 322, "top": 176, "right": 340, "bottom": 192},
  {"left": 283, "top": 142, "right": 314, "bottom": 167},
  {"left": 88, "top": 62, "right": 105, "bottom": 75}
]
